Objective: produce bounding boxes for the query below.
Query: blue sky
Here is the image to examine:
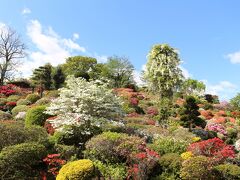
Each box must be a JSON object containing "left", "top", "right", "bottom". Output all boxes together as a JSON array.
[{"left": 0, "top": 0, "right": 240, "bottom": 100}]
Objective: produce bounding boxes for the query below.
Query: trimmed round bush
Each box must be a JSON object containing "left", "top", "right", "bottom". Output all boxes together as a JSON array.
[
  {"left": 84, "top": 132, "right": 143, "bottom": 163},
  {"left": 0, "top": 98, "right": 7, "bottom": 106},
  {"left": 0, "top": 110, "right": 12, "bottom": 120},
  {"left": 149, "top": 137, "right": 188, "bottom": 155},
  {"left": 0, "top": 122, "right": 50, "bottom": 151},
  {"left": 17, "top": 98, "right": 31, "bottom": 105},
  {"left": 56, "top": 159, "right": 94, "bottom": 180},
  {"left": 35, "top": 98, "right": 51, "bottom": 105},
  {"left": 25, "top": 105, "right": 49, "bottom": 126},
  {"left": 213, "top": 164, "right": 240, "bottom": 179},
  {"left": 11, "top": 105, "right": 29, "bottom": 116},
  {"left": 180, "top": 156, "right": 214, "bottom": 179},
  {"left": 7, "top": 95, "right": 21, "bottom": 102},
  {"left": 25, "top": 93, "right": 41, "bottom": 103},
  {"left": 0, "top": 142, "right": 47, "bottom": 179},
  {"left": 54, "top": 144, "right": 78, "bottom": 160}
]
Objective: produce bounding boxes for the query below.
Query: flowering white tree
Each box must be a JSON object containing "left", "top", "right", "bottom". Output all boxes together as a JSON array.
[{"left": 45, "top": 76, "right": 123, "bottom": 131}]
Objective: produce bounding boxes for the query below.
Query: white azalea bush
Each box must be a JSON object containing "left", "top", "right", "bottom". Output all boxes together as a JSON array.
[{"left": 45, "top": 76, "right": 124, "bottom": 132}]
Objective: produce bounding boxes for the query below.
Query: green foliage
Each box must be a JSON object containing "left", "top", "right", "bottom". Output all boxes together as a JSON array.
[
  {"left": 31, "top": 63, "right": 53, "bottom": 90},
  {"left": 182, "top": 78, "right": 205, "bottom": 96},
  {"left": 45, "top": 90, "right": 59, "bottom": 98},
  {"left": 7, "top": 94, "right": 21, "bottom": 102},
  {"left": 149, "top": 137, "right": 188, "bottom": 155},
  {"left": 94, "top": 160, "right": 127, "bottom": 179},
  {"left": 16, "top": 98, "right": 31, "bottom": 105},
  {"left": 180, "top": 156, "right": 214, "bottom": 180},
  {"left": 180, "top": 96, "right": 206, "bottom": 130},
  {"left": 122, "top": 102, "right": 135, "bottom": 114},
  {"left": 104, "top": 56, "right": 135, "bottom": 88},
  {"left": 54, "top": 144, "right": 78, "bottom": 161},
  {"left": 63, "top": 56, "right": 97, "bottom": 80},
  {"left": 0, "top": 142, "right": 47, "bottom": 179},
  {"left": 11, "top": 105, "right": 29, "bottom": 116},
  {"left": 213, "top": 164, "right": 240, "bottom": 180},
  {"left": 25, "top": 93, "right": 41, "bottom": 103},
  {"left": 25, "top": 105, "right": 49, "bottom": 126},
  {"left": 0, "top": 122, "right": 49, "bottom": 151},
  {"left": 158, "top": 153, "right": 183, "bottom": 179},
  {"left": 52, "top": 65, "right": 65, "bottom": 89},
  {"left": 144, "top": 44, "right": 183, "bottom": 98},
  {"left": 35, "top": 97, "right": 51, "bottom": 105},
  {"left": 0, "top": 97, "right": 7, "bottom": 105},
  {"left": 230, "top": 93, "right": 240, "bottom": 110},
  {"left": 51, "top": 124, "right": 101, "bottom": 147},
  {"left": 0, "top": 110, "right": 12, "bottom": 120},
  {"left": 56, "top": 159, "right": 94, "bottom": 180},
  {"left": 84, "top": 132, "right": 143, "bottom": 163}
]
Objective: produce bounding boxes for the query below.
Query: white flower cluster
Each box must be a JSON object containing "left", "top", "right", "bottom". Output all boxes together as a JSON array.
[{"left": 45, "top": 76, "right": 123, "bottom": 131}]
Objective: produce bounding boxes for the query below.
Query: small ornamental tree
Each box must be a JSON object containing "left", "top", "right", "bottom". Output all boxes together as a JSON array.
[
  {"left": 180, "top": 96, "right": 206, "bottom": 131},
  {"left": 45, "top": 76, "right": 123, "bottom": 131}
]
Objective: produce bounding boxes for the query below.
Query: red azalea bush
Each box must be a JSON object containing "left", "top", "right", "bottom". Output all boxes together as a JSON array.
[
  {"left": 0, "top": 84, "right": 17, "bottom": 96},
  {"left": 147, "top": 119, "right": 156, "bottom": 125},
  {"left": 43, "top": 154, "right": 66, "bottom": 177},
  {"left": 187, "top": 137, "right": 235, "bottom": 162},
  {"left": 128, "top": 143, "right": 160, "bottom": 180},
  {"left": 200, "top": 110, "right": 214, "bottom": 120},
  {"left": 130, "top": 97, "right": 139, "bottom": 106}
]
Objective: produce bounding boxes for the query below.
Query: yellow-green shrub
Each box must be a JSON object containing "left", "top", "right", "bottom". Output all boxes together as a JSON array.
[{"left": 56, "top": 159, "right": 94, "bottom": 180}]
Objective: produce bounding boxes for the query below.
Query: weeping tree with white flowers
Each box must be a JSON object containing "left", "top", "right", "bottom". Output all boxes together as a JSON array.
[
  {"left": 45, "top": 76, "right": 124, "bottom": 132},
  {"left": 144, "top": 44, "right": 183, "bottom": 126}
]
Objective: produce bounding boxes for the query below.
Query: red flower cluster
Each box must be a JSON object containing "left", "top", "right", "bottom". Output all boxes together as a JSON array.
[
  {"left": 0, "top": 84, "right": 16, "bottom": 96},
  {"left": 43, "top": 154, "right": 66, "bottom": 176},
  {"left": 44, "top": 116, "right": 57, "bottom": 135},
  {"left": 147, "top": 119, "right": 156, "bottom": 125},
  {"left": 6, "top": 101, "right": 16, "bottom": 107},
  {"left": 127, "top": 143, "right": 160, "bottom": 179},
  {"left": 187, "top": 137, "right": 235, "bottom": 162}
]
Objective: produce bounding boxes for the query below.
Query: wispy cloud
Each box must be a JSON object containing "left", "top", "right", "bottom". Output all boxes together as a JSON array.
[
  {"left": 226, "top": 50, "right": 240, "bottom": 64},
  {"left": 204, "top": 80, "right": 238, "bottom": 100},
  {"left": 22, "top": 8, "right": 31, "bottom": 15},
  {"left": 19, "top": 19, "right": 86, "bottom": 77},
  {"left": 73, "top": 33, "right": 79, "bottom": 40}
]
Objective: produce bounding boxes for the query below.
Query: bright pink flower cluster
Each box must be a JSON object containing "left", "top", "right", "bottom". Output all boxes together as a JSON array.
[{"left": 206, "top": 123, "right": 227, "bottom": 136}]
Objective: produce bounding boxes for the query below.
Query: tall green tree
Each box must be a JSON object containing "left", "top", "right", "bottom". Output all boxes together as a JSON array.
[
  {"left": 182, "top": 78, "right": 206, "bottom": 96},
  {"left": 52, "top": 65, "right": 65, "bottom": 89},
  {"left": 104, "top": 56, "right": 135, "bottom": 88},
  {"left": 144, "top": 44, "right": 183, "bottom": 98},
  {"left": 230, "top": 93, "right": 240, "bottom": 110},
  {"left": 63, "top": 56, "right": 97, "bottom": 80},
  {"left": 31, "top": 63, "right": 53, "bottom": 97}
]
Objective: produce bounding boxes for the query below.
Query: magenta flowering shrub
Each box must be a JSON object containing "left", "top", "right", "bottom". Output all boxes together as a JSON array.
[{"left": 206, "top": 123, "right": 227, "bottom": 136}]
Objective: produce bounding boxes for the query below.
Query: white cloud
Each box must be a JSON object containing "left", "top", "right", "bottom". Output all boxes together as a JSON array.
[
  {"left": 20, "top": 19, "right": 87, "bottom": 77},
  {"left": 180, "top": 66, "right": 191, "bottom": 78},
  {"left": 204, "top": 80, "right": 238, "bottom": 100},
  {"left": 93, "top": 54, "right": 108, "bottom": 63},
  {"left": 133, "top": 64, "right": 146, "bottom": 86},
  {"left": 226, "top": 51, "right": 240, "bottom": 64},
  {"left": 73, "top": 33, "right": 79, "bottom": 40},
  {"left": 22, "top": 8, "right": 31, "bottom": 15}
]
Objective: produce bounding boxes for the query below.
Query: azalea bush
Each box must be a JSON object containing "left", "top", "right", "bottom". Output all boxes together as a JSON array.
[
  {"left": 45, "top": 76, "right": 123, "bottom": 131},
  {"left": 187, "top": 137, "right": 235, "bottom": 162},
  {"left": 0, "top": 84, "right": 17, "bottom": 96}
]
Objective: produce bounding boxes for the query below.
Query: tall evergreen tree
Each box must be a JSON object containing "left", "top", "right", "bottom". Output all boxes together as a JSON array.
[{"left": 53, "top": 66, "right": 65, "bottom": 89}]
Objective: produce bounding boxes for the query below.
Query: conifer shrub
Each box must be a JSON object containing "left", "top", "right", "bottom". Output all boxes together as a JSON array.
[
  {"left": 0, "top": 98, "right": 7, "bottom": 106},
  {"left": 25, "top": 93, "right": 41, "bottom": 103},
  {"left": 7, "top": 95, "right": 21, "bottom": 102},
  {"left": 0, "top": 142, "right": 47, "bottom": 179},
  {"left": 11, "top": 105, "right": 29, "bottom": 116},
  {"left": 149, "top": 137, "right": 188, "bottom": 155},
  {"left": 213, "top": 164, "right": 240, "bottom": 179},
  {"left": 180, "top": 96, "right": 206, "bottom": 130},
  {"left": 25, "top": 105, "right": 49, "bottom": 126},
  {"left": 16, "top": 98, "right": 31, "bottom": 105},
  {"left": 180, "top": 156, "right": 214, "bottom": 180},
  {"left": 56, "top": 159, "right": 94, "bottom": 180},
  {"left": 0, "top": 110, "right": 12, "bottom": 120}
]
